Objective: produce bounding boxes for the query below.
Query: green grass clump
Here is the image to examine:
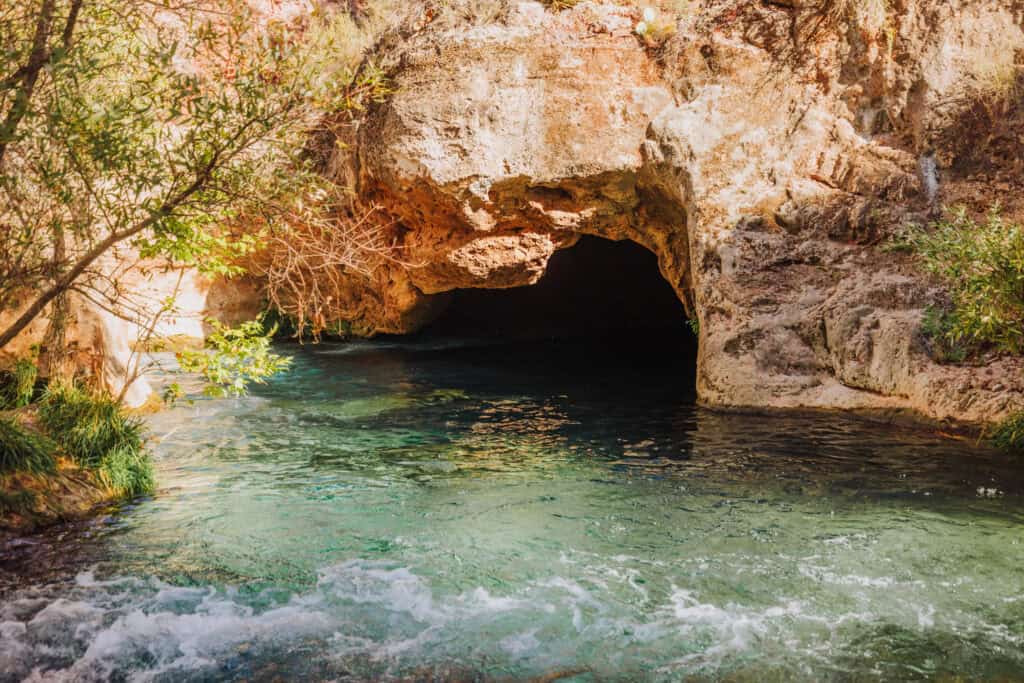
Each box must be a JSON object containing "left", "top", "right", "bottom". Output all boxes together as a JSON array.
[
  {"left": 0, "top": 359, "right": 38, "bottom": 409},
  {"left": 97, "top": 444, "right": 155, "bottom": 498},
  {"left": 919, "top": 306, "right": 972, "bottom": 364},
  {"left": 990, "top": 411, "right": 1024, "bottom": 452},
  {"left": 37, "top": 384, "right": 153, "bottom": 496},
  {"left": 895, "top": 206, "right": 1024, "bottom": 358},
  {"left": 0, "top": 417, "right": 57, "bottom": 474},
  {"left": 38, "top": 384, "right": 144, "bottom": 466}
]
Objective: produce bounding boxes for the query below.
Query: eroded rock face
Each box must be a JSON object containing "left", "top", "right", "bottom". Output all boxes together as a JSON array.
[{"left": 337, "top": 0, "right": 1024, "bottom": 428}]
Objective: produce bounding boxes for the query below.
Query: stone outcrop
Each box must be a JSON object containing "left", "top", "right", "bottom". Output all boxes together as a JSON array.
[{"left": 326, "top": 0, "right": 1024, "bottom": 428}]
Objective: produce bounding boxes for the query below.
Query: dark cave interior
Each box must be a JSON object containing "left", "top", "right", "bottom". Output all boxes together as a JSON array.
[{"left": 422, "top": 235, "right": 692, "bottom": 343}]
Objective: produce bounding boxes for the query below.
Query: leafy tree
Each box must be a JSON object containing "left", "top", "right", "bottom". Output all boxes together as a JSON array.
[{"left": 0, "top": 0, "right": 385, "bottom": 392}]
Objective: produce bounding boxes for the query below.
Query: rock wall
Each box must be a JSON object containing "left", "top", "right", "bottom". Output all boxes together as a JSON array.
[{"left": 328, "top": 0, "right": 1024, "bottom": 429}]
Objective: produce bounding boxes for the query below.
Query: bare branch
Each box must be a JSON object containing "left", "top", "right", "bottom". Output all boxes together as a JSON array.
[{"left": 251, "top": 194, "right": 415, "bottom": 339}]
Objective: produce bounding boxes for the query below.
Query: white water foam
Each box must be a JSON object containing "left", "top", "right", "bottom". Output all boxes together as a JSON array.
[{"left": 3, "top": 556, "right": 1022, "bottom": 682}]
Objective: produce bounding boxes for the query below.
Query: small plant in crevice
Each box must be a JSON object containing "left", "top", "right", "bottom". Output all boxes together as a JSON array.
[
  {"left": 687, "top": 317, "right": 700, "bottom": 337},
  {"left": 989, "top": 411, "right": 1024, "bottom": 452},
  {"left": 893, "top": 206, "right": 1024, "bottom": 359},
  {"left": 635, "top": 6, "right": 678, "bottom": 48},
  {"left": 0, "top": 417, "right": 57, "bottom": 475}
]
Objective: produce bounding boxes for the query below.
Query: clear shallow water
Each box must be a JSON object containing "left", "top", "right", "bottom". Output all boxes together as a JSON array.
[{"left": 2, "top": 337, "right": 1024, "bottom": 682}]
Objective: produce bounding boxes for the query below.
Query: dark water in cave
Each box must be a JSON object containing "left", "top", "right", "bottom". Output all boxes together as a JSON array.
[{"left": 2, "top": 238, "right": 1024, "bottom": 681}]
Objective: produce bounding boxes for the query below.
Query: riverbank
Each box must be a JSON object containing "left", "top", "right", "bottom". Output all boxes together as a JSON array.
[
  {"left": 0, "top": 456, "right": 122, "bottom": 540},
  {"left": 0, "top": 384, "right": 155, "bottom": 537}
]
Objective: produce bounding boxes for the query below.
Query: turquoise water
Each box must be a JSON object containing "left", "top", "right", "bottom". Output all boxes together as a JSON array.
[{"left": 2, "top": 338, "right": 1024, "bottom": 681}]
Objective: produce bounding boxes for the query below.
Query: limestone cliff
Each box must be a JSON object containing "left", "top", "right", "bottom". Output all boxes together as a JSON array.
[
  {"left": 323, "top": 0, "right": 1024, "bottom": 428},
  {"left": 5, "top": 0, "right": 1022, "bottom": 430}
]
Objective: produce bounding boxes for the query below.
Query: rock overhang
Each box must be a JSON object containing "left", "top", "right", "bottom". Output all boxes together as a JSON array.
[{"left": 329, "top": 0, "right": 1024, "bottom": 429}]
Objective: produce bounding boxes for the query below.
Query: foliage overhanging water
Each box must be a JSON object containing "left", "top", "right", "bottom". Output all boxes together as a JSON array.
[{"left": 2, "top": 337, "right": 1024, "bottom": 681}]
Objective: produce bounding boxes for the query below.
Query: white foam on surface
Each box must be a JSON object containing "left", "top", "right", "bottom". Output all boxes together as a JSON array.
[{"left": 3, "top": 549, "right": 1024, "bottom": 682}]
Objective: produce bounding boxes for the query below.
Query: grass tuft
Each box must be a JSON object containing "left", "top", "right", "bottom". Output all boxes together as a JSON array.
[
  {"left": 97, "top": 444, "right": 155, "bottom": 498},
  {"left": 37, "top": 384, "right": 154, "bottom": 496},
  {"left": 0, "top": 417, "right": 57, "bottom": 474},
  {"left": 0, "top": 359, "right": 39, "bottom": 409},
  {"left": 38, "top": 384, "right": 144, "bottom": 467},
  {"left": 990, "top": 411, "right": 1024, "bottom": 452}
]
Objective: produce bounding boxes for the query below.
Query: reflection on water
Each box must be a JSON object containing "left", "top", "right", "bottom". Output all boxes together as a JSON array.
[{"left": 1, "top": 337, "right": 1024, "bottom": 682}]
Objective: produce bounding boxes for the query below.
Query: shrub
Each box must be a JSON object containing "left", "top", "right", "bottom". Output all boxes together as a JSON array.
[
  {"left": 919, "top": 306, "right": 972, "bottom": 364},
  {"left": 897, "top": 206, "right": 1024, "bottom": 356},
  {"left": 0, "top": 417, "right": 57, "bottom": 474},
  {"left": 990, "top": 411, "right": 1024, "bottom": 452},
  {"left": 0, "top": 359, "right": 38, "bottom": 409}
]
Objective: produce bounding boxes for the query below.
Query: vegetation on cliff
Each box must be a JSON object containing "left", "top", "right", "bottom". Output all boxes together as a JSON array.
[
  {"left": 898, "top": 207, "right": 1024, "bottom": 359},
  {"left": 0, "top": 0, "right": 384, "bottom": 375},
  {"left": 0, "top": 0, "right": 384, "bottom": 524},
  {"left": 894, "top": 206, "right": 1024, "bottom": 450}
]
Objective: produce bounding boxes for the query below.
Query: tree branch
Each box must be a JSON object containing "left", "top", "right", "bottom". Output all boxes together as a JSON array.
[
  {"left": 0, "top": 117, "right": 259, "bottom": 349},
  {"left": 0, "top": 0, "right": 57, "bottom": 169}
]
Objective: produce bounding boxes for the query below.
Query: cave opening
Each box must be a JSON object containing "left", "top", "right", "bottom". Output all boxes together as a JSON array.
[{"left": 415, "top": 235, "right": 698, "bottom": 384}]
